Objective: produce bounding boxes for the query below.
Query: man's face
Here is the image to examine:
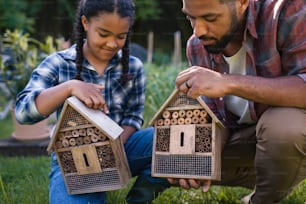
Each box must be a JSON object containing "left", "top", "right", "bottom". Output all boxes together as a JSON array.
[{"left": 182, "top": 0, "right": 240, "bottom": 54}]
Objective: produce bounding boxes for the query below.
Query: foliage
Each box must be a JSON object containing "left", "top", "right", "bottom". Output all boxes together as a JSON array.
[
  {"left": 0, "top": 0, "right": 161, "bottom": 34},
  {"left": 0, "top": 0, "right": 42, "bottom": 32},
  {"left": 56, "top": 0, "right": 77, "bottom": 22},
  {"left": 0, "top": 29, "right": 58, "bottom": 101},
  {"left": 134, "top": 0, "right": 161, "bottom": 21},
  {"left": 143, "top": 63, "right": 185, "bottom": 127}
]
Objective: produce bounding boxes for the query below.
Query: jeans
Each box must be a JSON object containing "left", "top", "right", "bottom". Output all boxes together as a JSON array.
[{"left": 49, "top": 127, "right": 169, "bottom": 204}]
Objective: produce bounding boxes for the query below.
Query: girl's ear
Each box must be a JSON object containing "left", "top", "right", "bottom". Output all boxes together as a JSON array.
[{"left": 81, "top": 15, "right": 89, "bottom": 31}]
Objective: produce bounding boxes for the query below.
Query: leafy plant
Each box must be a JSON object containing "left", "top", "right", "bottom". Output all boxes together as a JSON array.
[
  {"left": 143, "top": 63, "right": 186, "bottom": 127},
  {"left": 0, "top": 29, "right": 58, "bottom": 101},
  {"left": 0, "top": 1, "right": 39, "bottom": 32}
]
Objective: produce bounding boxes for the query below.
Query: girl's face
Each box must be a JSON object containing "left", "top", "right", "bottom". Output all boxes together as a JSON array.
[{"left": 82, "top": 12, "right": 130, "bottom": 64}]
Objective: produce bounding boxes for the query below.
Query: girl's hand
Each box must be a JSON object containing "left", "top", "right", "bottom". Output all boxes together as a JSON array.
[{"left": 69, "top": 80, "right": 109, "bottom": 114}]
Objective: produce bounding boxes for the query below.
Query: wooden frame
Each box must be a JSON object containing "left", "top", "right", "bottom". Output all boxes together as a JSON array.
[
  {"left": 149, "top": 89, "right": 224, "bottom": 180},
  {"left": 47, "top": 96, "right": 131, "bottom": 194}
]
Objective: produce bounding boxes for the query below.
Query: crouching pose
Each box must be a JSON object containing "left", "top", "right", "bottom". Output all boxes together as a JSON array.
[
  {"left": 171, "top": 0, "right": 306, "bottom": 203},
  {"left": 15, "top": 0, "right": 169, "bottom": 203}
]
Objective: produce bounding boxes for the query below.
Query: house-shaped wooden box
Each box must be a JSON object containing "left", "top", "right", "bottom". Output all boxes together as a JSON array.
[
  {"left": 47, "top": 96, "right": 131, "bottom": 195},
  {"left": 149, "top": 89, "right": 224, "bottom": 180}
]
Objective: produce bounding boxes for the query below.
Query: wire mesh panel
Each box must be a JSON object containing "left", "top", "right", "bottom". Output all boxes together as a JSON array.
[
  {"left": 60, "top": 106, "right": 90, "bottom": 128},
  {"left": 65, "top": 170, "right": 123, "bottom": 194},
  {"left": 153, "top": 154, "right": 212, "bottom": 178},
  {"left": 168, "top": 92, "right": 199, "bottom": 107}
]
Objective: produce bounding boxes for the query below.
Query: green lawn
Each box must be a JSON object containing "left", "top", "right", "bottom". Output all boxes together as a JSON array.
[
  {"left": 0, "top": 155, "right": 305, "bottom": 204},
  {"left": 0, "top": 63, "right": 305, "bottom": 203}
]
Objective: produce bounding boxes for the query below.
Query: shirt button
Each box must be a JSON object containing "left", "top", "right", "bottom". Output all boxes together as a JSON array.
[{"left": 219, "top": 97, "right": 223, "bottom": 101}]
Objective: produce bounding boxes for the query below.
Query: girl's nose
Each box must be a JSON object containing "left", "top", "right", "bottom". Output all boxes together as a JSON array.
[{"left": 106, "top": 38, "right": 118, "bottom": 49}]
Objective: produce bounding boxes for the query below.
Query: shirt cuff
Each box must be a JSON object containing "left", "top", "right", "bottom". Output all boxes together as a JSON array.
[{"left": 298, "top": 73, "right": 306, "bottom": 82}]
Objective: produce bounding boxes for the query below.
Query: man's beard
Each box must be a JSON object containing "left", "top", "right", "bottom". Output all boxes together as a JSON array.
[{"left": 200, "top": 14, "right": 239, "bottom": 54}]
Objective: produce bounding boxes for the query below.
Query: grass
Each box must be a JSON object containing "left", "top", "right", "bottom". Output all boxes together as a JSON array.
[
  {"left": 0, "top": 156, "right": 49, "bottom": 204},
  {"left": 0, "top": 155, "right": 304, "bottom": 204},
  {"left": 0, "top": 113, "right": 14, "bottom": 138},
  {"left": 0, "top": 63, "right": 305, "bottom": 203}
]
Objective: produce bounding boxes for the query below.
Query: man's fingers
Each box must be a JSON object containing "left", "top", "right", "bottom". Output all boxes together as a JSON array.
[
  {"left": 188, "top": 179, "right": 201, "bottom": 189},
  {"left": 167, "top": 178, "right": 179, "bottom": 185},
  {"left": 202, "top": 180, "right": 211, "bottom": 192},
  {"left": 179, "top": 179, "right": 190, "bottom": 190},
  {"left": 168, "top": 178, "right": 211, "bottom": 192}
]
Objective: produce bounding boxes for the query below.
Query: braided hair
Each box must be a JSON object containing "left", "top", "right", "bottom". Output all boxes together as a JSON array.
[{"left": 73, "top": 0, "right": 135, "bottom": 84}]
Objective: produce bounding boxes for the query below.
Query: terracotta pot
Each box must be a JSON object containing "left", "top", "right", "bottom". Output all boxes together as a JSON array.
[{"left": 11, "top": 109, "right": 50, "bottom": 141}]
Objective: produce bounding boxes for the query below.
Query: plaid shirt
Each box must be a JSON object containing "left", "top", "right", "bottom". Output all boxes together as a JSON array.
[
  {"left": 186, "top": 0, "right": 306, "bottom": 128},
  {"left": 15, "top": 45, "right": 146, "bottom": 130}
]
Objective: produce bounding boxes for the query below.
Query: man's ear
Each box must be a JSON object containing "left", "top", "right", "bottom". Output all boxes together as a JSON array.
[{"left": 237, "top": 0, "right": 249, "bottom": 15}]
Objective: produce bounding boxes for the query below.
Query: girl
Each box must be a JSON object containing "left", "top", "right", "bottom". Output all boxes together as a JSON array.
[{"left": 15, "top": 0, "right": 169, "bottom": 203}]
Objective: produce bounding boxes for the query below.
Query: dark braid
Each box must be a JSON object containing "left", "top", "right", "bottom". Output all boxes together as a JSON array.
[
  {"left": 72, "top": 0, "right": 135, "bottom": 83},
  {"left": 73, "top": 0, "right": 86, "bottom": 81},
  {"left": 120, "top": 31, "right": 133, "bottom": 84}
]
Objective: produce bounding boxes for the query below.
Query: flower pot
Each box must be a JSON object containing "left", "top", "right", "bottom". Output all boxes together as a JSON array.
[{"left": 11, "top": 109, "right": 50, "bottom": 141}]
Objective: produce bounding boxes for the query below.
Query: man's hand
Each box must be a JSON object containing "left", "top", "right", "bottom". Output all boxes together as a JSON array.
[
  {"left": 167, "top": 178, "right": 211, "bottom": 192},
  {"left": 176, "top": 66, "right": 228, "bottom": 99}
]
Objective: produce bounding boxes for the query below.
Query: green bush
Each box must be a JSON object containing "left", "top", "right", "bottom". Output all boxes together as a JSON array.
[
  {"left": 143, "top": 62, "right": 185, "bottom": 127},
  {"left": 0, "top": 29, "right": 58, "bottom": 101}
]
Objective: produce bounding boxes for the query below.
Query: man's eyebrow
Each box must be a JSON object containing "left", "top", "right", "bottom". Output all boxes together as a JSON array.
[{"left": 182, "top": 9, "right": 219, "bottom": 19}]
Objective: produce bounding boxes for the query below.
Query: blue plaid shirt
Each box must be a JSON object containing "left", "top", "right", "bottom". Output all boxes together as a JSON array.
[{"left": 15, "top": 45, "right": 146, "bottom": 130}]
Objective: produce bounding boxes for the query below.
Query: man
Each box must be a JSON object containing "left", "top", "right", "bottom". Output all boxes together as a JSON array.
[{"left": 171, "top": 0, "right": 306, "bottom": 203}]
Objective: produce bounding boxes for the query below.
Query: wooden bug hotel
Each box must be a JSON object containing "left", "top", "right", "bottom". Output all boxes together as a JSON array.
[
  {"left": 149, "top": 89, "right": 224, "bottom": 180},
  {"left": 47, "top": 96, "right": 131, "bottom": 195}
]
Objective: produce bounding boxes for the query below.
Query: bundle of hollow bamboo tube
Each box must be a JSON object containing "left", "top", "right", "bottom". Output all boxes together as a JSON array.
[
  {"left": 157, "top": 109, "right": 209, "bottom": 126},
  {"left": 56, "top": 126, "right": 108, "bottom": 149}
]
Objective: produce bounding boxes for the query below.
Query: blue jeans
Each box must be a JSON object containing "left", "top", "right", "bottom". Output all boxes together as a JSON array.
[{"left": 49, "top": 127, "right": 169, "bottom": 204}]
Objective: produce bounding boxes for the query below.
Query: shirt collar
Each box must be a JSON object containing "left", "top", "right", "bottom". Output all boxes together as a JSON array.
[{"left": 245, "top": 0, "right": 259, "bottom": 40}]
